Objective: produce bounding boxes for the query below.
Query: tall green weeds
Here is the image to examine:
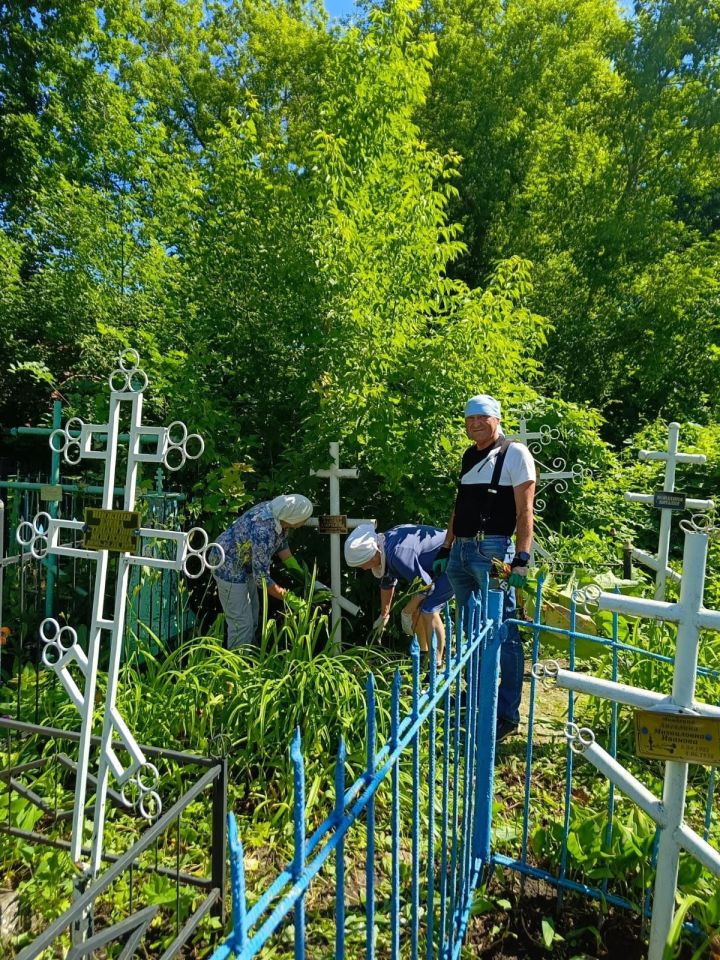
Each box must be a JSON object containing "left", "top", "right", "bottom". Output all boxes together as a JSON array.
[{"left": 116, "top": 600, "right": 398, "bottom": 821}]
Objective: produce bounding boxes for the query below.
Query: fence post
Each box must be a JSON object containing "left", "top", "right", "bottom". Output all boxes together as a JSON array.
[
  {"left": 472, "top": 588, "right": 504, "bottom": 867},
  {"left": 211, "top": 759, "right": 228, "bottom": 921}
]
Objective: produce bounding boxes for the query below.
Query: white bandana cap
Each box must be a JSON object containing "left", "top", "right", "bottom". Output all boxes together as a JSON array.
[
  {"left": 270, "top": 494, "right": 313, "bottom": 526},
  {"left": 344, "top": 523, "right": 380, "bottom": 567},
  {"left": 371, "top": 533, "right": 386, "bottom": 578}
]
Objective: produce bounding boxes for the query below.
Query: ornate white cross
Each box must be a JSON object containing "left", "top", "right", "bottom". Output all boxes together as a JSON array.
[
  {"left": 507, "top": 413, "right": 590, "bottom": 516},
  {"left": 534, "top": 519, "right": 720, "bottom": 960},
  {"left": 507, "top": 412, "right": 590, "bottom": 563},
  {"left": 16, "top": 350, "right": 223, "bottom": 879},
  {"left": 309, "top": 442, "right": 374, "bottom": 648},
  {"left": 624, "top": 422, "right": 713, "bottom": 600}
]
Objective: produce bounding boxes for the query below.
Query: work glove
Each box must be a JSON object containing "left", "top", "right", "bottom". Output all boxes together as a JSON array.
[
  {"left": 432, "top": 545, "right": 451, "bottom": 576},
  {"left": 282, "top": 555, "right": 307, "bottom": 586},
  {"left": 372, "top": 613, "right": 390, "bottom": 638},
  {"left": 507, "top": 556, "right": 529, "bottom": 589}
]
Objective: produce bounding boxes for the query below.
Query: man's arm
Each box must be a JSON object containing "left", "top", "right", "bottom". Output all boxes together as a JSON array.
[
  {"left": 443, "top": 510, "right": 455, "bottom": 548},
  {"left": 513, "top": 480, "right": 535, "bottom": 555}
]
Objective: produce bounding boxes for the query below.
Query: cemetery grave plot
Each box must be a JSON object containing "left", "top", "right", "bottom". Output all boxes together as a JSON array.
[{"left": 2, "top": 372, "right": 719, "bottom": 960}]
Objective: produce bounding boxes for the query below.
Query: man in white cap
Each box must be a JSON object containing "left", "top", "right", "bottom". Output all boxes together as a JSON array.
[
  {"left": 433, "top": 394, "right": 536, "bottom": 742},
  {"left": 212, "top": 494, "right": 313, "bottom": 648},
  {"left": 344, "top": 523, "right": 453, "bottom": 666}
]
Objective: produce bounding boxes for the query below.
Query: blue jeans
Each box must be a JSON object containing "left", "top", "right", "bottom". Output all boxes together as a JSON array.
[{"left": 447, "top": 535, "right": 524, "bottom": 727}]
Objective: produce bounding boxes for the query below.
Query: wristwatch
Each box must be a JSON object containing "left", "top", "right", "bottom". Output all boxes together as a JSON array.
[{"left": 512, "top": 551, "right": 531, "bottom": 567}]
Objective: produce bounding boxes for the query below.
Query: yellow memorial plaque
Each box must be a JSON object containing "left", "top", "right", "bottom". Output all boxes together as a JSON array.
[
  {"left": 84, "top": 508, "right": 140, "bottom": 553},
  {"left": 318, "top": 514, "right": 348, "bottom": 535},
  {"left": 634, "top": 710, "right": 720, "bottom": 766},
  {"left": 40, "top": 485, "right": 63, "bottom": 501}
]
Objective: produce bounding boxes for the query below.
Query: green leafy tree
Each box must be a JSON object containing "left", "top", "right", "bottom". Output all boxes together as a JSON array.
[
  {"left": 0, "top": 0, "right": 546, "bottom": 542},
  {"left": 421, "top": 0, "right": 720, "bottom": 435}
]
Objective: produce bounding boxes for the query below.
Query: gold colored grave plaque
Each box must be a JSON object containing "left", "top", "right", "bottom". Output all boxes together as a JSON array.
[
  {"left": 318, "top": 514, "right": 348, "bottom": 535},
  {"left": 634, "top": 710, "right": 720, "bottom": 766},
  {"left": 84, "top": 508, "right": 140, "bottom": 553},
  {"left": 40, "top": 485, "right": 63, "bottom": 501}
]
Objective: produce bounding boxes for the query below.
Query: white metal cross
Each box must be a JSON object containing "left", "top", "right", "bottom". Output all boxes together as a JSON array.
[
  {"left": 16, "top": 350, "right": 223, "bottom": 880},
  {"left": 534, "top": 520, "right": 720, "bottom": 960},
  {"left": 625, "top": 422, "right": 713, "bottom": 600},
  {"left": 309, "top": 441, "right": 374, "bottom": 648},
  {"left": 507, "top": 414, "right": 590, "bottom": 515},
  {"left": 507, "top": 413, "right": 590, "bottom": 562}
]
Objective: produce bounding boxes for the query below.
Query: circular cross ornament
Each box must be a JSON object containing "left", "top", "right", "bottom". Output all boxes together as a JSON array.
[
  {"left": 571, "top": 583, "right": 602, "bottom": 616},
  {"left": 527, "top": 423, "right": 561, "bottom": 456},
  {"left": 49, "top": 416, "right": 84, "bottom": 465},
  {"left": 680, "top": 512, "right": 720, "bottom": 538},
  {"left": 39, "top": 618, "right": 79, "bottom": 668},
  {"left": 164, "top": 421, "right": 205, "bottom": 472},
  {"left": 121, "top": 762, "right": 162, "bottom": 821},
  {"left": 16, "top": 511, "right": 52, "bottom": 559},
  {"left": 109, "top": 349, "right": 149, "bottom": 394},
  {"left": 184, "top": 529, "right": 225, "bottom": 579},
  {"left": 565, "top": 722, "right": 596, "bottom": 755},
  {"left": 530, "top": 659, "right": 560, "bottom": 685}
]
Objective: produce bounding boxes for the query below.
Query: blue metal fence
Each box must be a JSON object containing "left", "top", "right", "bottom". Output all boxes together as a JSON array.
[
  {"left": 212, "top": 587, "right": 505, "bottom": 960},
  {"left": 494, "top": 573, "right": 719, "bottom": 919},
  {"left": 212, "top": 573, "right": 720, "bottom": 959}
]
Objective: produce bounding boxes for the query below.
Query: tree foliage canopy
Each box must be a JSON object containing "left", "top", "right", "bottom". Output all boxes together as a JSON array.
[
  {"left": 1, "top": 0, "right": 717, "bottom": 540},
  {"left": 423, "top": 0, "right": 720, "bottom": 434}
]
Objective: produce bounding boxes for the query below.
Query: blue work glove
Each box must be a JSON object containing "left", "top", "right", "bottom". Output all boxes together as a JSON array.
[{"left": 432, "top": 545, "right": 451, "bottom": 576}]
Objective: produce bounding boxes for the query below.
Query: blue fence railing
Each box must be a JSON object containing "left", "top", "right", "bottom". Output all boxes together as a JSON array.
[
  {"left": 212, "top": 588, "right": 505, "bottom": 960},
  {"left": 212, "top": 572, "right": 720, "bottom": 959},
  {"left": 495, "top": 573, "right": 719, "bottom": 919}
]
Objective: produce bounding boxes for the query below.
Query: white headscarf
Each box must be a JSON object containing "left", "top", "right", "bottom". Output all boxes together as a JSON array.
[
  {"left": 344, "top": 524, "right": 385, "bottom": 577},
  {"left": 269, "top": 494, "right": 313, "bottom": 527}
]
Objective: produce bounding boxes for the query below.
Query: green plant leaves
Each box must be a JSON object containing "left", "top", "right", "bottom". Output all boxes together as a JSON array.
[{"left": 541, "top": 916, "right": 563, "bottom": 950}]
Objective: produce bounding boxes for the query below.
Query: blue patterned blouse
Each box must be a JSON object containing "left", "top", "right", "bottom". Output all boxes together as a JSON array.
[{"left": 212, "top": 502, "right": 289, "bottom": 585}]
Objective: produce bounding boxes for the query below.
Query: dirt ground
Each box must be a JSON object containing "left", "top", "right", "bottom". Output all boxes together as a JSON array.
[
  {"left": 476, "top": 667, "right": 653, "bottom": 959},
  {"left": 464, "top": 875, "right": 659, "bottom": 959}
]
